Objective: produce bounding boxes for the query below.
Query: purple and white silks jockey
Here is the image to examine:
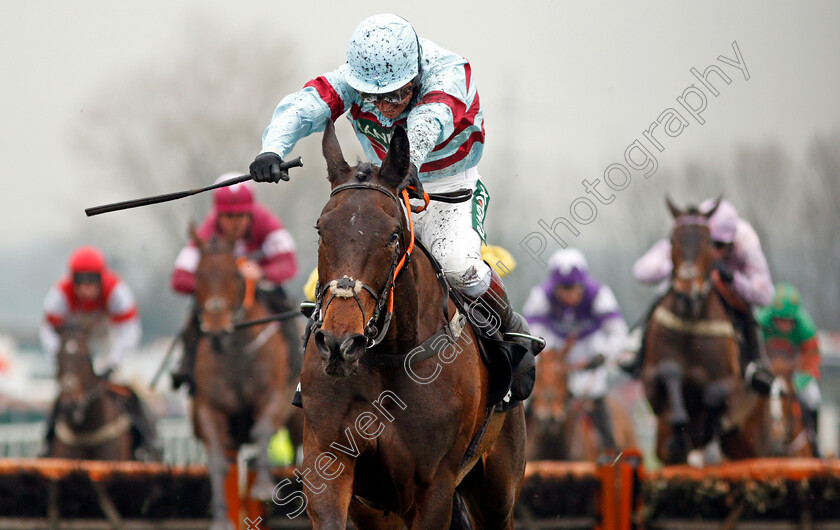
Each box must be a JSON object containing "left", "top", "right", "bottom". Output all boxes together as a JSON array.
[{"left": 523, "top": 249, "right": 628, "bottom": 399}]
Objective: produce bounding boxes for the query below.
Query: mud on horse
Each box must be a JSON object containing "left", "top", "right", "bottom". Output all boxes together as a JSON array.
[
  {"left": 188, "top": 230, "right": 302, "bottom": 530},
  {"left": 641, "top": 198, "right": 767, "bottom": 465},
  {"left": 295, "top": 120, "right": 527, "bottom": 529}
]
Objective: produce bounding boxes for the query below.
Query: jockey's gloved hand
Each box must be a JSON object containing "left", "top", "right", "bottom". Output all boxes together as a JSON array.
[
  {"left": 584, "top": 353, "right": 606, "bottom": 370},
  {"left": 250, "top": 152, "right": 289, "bottom": 183},
  {"left": 399, "top": 164, "right": 424, "bottom": 199},
  {"left": 711, "top": 261, "right": 734, "bottom": 283}
]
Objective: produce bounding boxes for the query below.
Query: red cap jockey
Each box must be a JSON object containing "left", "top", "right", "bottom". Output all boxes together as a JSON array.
[{"left": 40, "top": 245, "right": 141, "bottom": 372}]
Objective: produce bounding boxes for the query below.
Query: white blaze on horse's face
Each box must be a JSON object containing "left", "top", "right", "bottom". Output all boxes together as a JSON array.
[
  {"left": 200, "top": 295, "right": 235, "bottom": 333},
  {"left": 676, "top": 262, "right": 700, "bottom": 281},
  {"left": 64, "top": 339, "right": 79, "bottom": 355}
]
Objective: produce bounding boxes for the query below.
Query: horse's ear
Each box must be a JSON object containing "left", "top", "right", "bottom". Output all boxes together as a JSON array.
[
  {"left": 188, "top": 221, "right": 203, "bottom": 250},
  {"left": 322, "top": 120, "right": 349, "bottom": 183},
  {"left": 665, "top": 196, "right": 682, "bottom": 219},
  {"left": 703, "top": 194, "right": 723, "bottom": 219},
  {"left": 380, "top": 125, "right": 410, "bottom": 188}
]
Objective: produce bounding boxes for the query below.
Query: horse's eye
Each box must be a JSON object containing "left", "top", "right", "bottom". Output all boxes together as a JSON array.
[{"left": 389, "top": 233, "right": 400, "bottom": 245}]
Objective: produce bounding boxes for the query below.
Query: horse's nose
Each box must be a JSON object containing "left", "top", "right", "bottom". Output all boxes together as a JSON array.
[{"left": 314, "top": 329, "right": 368, "bottom": 362}]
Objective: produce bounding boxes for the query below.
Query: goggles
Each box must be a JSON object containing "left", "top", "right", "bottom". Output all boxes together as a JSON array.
[
  {"left": 361, "top": 83, "right": 414, "bottom": 105},
  {"left": 73, "top": 272, "right": 102, "bottom": 285}
]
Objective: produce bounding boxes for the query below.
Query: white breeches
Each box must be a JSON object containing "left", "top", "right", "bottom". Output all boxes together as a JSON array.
[{"left": 411, "top": 167, "right": 490, "bottom": 297}]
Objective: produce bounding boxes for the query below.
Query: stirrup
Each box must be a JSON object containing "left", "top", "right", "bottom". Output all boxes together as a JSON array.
[{"left": 504, "top": 331, "right": 546, "bottom": 352}]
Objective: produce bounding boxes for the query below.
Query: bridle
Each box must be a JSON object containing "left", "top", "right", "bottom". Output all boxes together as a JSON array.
[
  {"left": 195, "top": 246, "right": 255, "bottom": 335},
  {"left": 671, "top": 215, "right": 714, "bottom": 317},
  {"left": 57, "top": 335, "right": 103, "bottom": 423},
  {"left": 314, "top": 182, "right": 422, "bottom": 349}
]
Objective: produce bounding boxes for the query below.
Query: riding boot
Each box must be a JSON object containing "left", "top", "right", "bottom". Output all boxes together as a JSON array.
[
  {"left": 122, "top": 392, "right": 163, "bottom": 461},
  {"left": 171, "top": 311, "right": 200, "bottom": 392},
  {"left": 590, "top": 397, "right": 617, "bottom": 451},
  {"left": 619, "top": 293, "right": 665, "bottom": 379},
  {"left": 733, "top": 309, "right": 773, "bottom": 396},
  {"left": 39, "top": 401, "right": 59, "bottom": 457},
  {"left": 803, "top": 406, "right": 822, "bottom": 458},
  {"left": 474, "top": 269, "right": 539, "bottom": 401}
]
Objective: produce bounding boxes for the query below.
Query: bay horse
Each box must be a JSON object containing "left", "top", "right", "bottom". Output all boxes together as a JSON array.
[
  {"left": 188, "top": 229, "right": 302, "bottom": 530},
  {"left": 48, "top": 316, "right": 134, "bottom": 460},
  {"left": 641, "top": 198, "right": 765, "bottom": 465},
  {"left": 762, "top": 351, "right": 814, "bottom": 457},
  {"left": 296, "top": 121, "right": 525, "bottom": 528},
  {"left": 526, "top": 345, "right": 635, "bottom": 461}
]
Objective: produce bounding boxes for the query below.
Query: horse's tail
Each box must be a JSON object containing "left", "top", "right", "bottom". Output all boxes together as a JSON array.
[{"left": 449, "top": 491, "right": 472, "bottom": 529}]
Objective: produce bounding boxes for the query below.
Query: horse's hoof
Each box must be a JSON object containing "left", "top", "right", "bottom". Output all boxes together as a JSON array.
[
  {"left": 209, "top": 519, "right": 235, "bottom": 530},
  {"left": 250, "top": 479, "right": 275, "bottom": 501}
]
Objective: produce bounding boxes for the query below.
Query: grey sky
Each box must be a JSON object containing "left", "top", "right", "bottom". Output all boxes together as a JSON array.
[{"left": 2, "top": 1, "right": 839, "bottom": 333}]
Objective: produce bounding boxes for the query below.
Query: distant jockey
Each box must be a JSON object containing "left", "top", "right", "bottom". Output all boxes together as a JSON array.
[
  {"left": 247, "top": 14, "right": 539, "bottom": 401},
  {"left": 523, "top": 249, "right": 628, "bottom": 450},
  {"left": 40, "top": 245, "right": 160, "bottom": 459},
  {"left": 628, "top": 198, "right": 776, "bottom": 395},
  {"left": 758, "top": 282, "right": 822, "bottom": 454},
  {"left": 169, "top": 174, "right": 298, "bottom": 391}
]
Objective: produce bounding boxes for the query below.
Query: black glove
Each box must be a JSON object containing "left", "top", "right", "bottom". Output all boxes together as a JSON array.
[
  {"left": 398, "top": 164, "right": 424, "bottom": 199},
  {"left": 249, "top": 152, "right": 288, "bottom": 183},
  {"left": 584, "top": 353, "right": 606, "bottom": 370},
  {"left": 711, "top": 261, "right": 734, "bottom": 283}
]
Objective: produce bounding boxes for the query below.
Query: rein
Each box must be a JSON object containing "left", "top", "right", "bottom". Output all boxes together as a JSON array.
[{"left": 317, "top": 183, "right": 416, "bottom": 348}]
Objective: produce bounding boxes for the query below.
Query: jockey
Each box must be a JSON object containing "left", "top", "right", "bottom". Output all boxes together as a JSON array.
[
  {"left": 629, "top": 198, "right": 776, "bottom": 394},
  {"left": 247, "top": 14, "right": 538, "bottom": 400},
  {"left": 523, "top": 249, "right": 628, "bottom": 450},
  {"left": 41, "top": 246, "right": 141, "bottom": 370},
  {"left": 40, "top": 246, "right": 160, "bottom": 459},
  {"left": 757, "top": 282, "right": 822, "bottom": 453},
  {"left": 169, "top": 174, "right": 298, "bottom": 390}
]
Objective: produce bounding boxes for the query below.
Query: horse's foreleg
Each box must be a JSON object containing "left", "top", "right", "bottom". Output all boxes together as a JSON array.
[
  {"left": 407, "top": 477, "right": 457, "bottom": 530},
  {"left": 657, "top": 360, "right": 690, "bottom": 463},
  {"left": 303, "top": 429, "right": 356, "bottom": 530},
  {"left": 195, "top": 404, "right": 234, "bottom": 530},
  {"left": 250, "top": 396, "right": 285, "bottom": 501}
]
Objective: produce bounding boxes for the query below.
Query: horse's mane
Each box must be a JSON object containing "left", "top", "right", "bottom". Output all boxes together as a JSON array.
[{"left": 203, "top": 235, "right": 234, "bottom": 255}]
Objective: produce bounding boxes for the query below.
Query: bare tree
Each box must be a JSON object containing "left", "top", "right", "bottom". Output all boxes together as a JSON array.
[{"left": 68, "top": 17, "right": 332, "bottom": 335}]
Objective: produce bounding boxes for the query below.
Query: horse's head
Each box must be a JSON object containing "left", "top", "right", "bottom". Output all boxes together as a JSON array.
[
  {"left": 191, "top": 225, "right": 245, "bottom": 339},
  {"left": 313, "top": 120, "right": 412, "bottom": 377},
  {"left": 667, "top": 196, "right": 720, "bottom": 319},
  {"left": 55, "top": 316, "right": 99, "bottom": 425}
]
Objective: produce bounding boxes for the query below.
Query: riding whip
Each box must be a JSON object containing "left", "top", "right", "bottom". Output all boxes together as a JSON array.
[{"left": 85, "top": 157, "right": 303, "bottom": 216}]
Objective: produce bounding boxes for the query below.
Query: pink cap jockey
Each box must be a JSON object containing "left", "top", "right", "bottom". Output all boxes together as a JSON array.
[
  {"left": 633, "top": 198, "right": 774, "bottom": 307},
  {"left": 213, "top": 175, "right": 254, "bottom": 214},
  {"left": 170, "top": 173, "right": 298, "bottom": 294}
]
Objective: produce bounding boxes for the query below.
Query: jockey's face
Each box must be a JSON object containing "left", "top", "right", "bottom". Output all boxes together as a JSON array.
[
  {"left": 369, "top": 82, "right": 414, "bottom": 119},
  {"left": 712, "top": 240, "right": 733, "bottom": 261},
  {"left": 772, "top": 317, "right": 795, "bottom": 334},
  {"left": 73, "top": 275, "right": 102, "bottom": 303},
  {"left": 554, "top": 283, "right": 585, "bottom": 307},
  {"left": 218, "top": 212, "right": 251, "bottom": 240}
]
